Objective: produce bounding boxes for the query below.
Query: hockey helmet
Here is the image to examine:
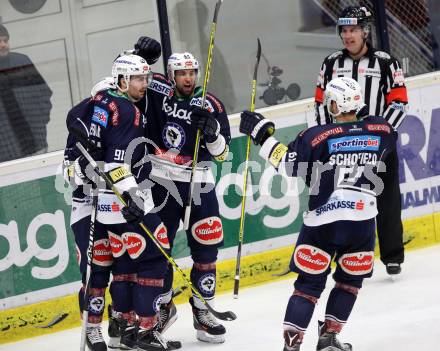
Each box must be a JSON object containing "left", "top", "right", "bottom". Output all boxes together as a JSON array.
[
  {"left": 337, "top": 6, "right": 373, "bottom": 37},
  {"left": 167, "top": 52, "right": 199, "bottom": 85},
  {"left": 112, "top": 54, "right": 152, "bottom": 92},
  {"left": 325, "top": 77, "right": 365, "bottom": 118}
]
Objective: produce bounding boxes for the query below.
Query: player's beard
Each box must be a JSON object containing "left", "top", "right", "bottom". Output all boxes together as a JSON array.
[{"left": 176, "top": 81, "right": 196, "bottom": 98}]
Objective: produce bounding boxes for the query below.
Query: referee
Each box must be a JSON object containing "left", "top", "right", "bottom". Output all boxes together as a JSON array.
[{"left": 312, "top": 6, "right": 408, "bottom": 275}]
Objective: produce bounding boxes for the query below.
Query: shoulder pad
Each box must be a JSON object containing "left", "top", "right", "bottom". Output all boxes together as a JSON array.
[
  {"left": 374, "top": 51, "right": 391, "bottom": 60},
  {"left": 327, "top": 50, "right": 343, "bottom": 60}
]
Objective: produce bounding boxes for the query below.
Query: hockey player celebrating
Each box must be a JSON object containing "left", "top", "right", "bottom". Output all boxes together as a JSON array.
[
  {"left": 92, "top": 39, "right": 231, "bottom": 344},
  {"left": 139, "top": 51, "right": 231, "bottom": 344},
  {"left": 71, "top": 54, "right": 179, "bottom": 351},
  {"left": 239, "top": 77, "right": 398, "bottom": 351}
]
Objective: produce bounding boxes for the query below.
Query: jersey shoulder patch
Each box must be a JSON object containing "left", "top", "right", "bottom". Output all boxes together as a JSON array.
[
  {"left": 327, "top": 50, "right": 343, "bottom": 60},
  {"left": 374, "top": 50, "right": 391, "bottom": 60},
  {"left": 206, "top": 93, "right": 224, "bottom": 113},
  {"left": 148, "top": 75, "right": 173, "bottom": 97},
  {"left": 190, "top": 96, "right": 215, "bottom": 113}
]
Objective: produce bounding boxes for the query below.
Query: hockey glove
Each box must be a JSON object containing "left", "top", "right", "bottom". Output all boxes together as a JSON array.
[
  {"left": 190, "top": 107, "right": 220, "bottom": 143},
  {"left": 121, "top": 188, "right": 145, "bottom": 224},
  {"left": 134, "top": 36, "right": 161, "bottom": 65},
  {"left": 73, "top": 149, "right": 103, "bottom": 183},
  {"left": 240, "top": 110, "right": 275, "bottom": 145}
]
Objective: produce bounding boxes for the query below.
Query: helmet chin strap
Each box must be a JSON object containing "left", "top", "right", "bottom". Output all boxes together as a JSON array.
[{"left": 117, "top": 75, "right": 130, "bottom": 93}]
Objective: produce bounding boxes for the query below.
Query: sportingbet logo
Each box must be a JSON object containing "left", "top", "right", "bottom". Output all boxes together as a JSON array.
[{"left": 328, "top": 135, "right": 380, "bottom": 153}]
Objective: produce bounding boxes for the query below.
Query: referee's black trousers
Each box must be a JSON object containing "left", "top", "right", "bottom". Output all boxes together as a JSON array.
[{"left": 376, "top": 147, "right": 405, "bottom": 265}]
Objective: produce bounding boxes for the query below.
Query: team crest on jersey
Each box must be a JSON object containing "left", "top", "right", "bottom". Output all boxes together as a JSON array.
[
  {"left": 162, "top": 122, "right": 186, "bottom": 150},
  {"left": 92, "top": 106, "right": 109, "bottom": 127}
]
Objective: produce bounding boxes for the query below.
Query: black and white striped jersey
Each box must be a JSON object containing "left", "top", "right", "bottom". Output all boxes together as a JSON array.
[{"left": 314, "top": 43, "right": 408, "bottom": 129}]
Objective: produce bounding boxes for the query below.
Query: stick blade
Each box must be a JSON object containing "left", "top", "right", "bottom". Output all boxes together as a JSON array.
[{"left": 206, "top": 303, "right": 237, "bottom": 321}]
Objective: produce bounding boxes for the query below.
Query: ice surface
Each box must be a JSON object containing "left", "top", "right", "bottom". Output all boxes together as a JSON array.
[{"left": 3, "top": 245, "right": 439, "bottom": 351}]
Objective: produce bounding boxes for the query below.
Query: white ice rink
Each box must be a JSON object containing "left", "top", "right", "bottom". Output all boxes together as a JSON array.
[{"left": 3, "top": 245, "right": 440, "bottom": 351}]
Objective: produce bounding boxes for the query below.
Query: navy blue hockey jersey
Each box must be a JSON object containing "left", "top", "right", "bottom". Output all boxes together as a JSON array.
[{"left": 137, "top": 73, "right": 230, "bottom": 183}]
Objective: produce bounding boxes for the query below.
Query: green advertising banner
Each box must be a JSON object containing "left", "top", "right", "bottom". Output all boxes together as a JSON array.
[{"left": 0, "top": 177, "right": 80, "bottom": 300}]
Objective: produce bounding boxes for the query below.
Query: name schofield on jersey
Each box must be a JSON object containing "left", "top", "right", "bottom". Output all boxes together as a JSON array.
[{"left": 328, "top": 152, "right": 378, "bottom": 166}]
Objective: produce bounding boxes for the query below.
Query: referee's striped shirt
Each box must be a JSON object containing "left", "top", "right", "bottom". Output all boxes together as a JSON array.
[{"left": 314, "top": 43, "right": 408, "bottom": 129}]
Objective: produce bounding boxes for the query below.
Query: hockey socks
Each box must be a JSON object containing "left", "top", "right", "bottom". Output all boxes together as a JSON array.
[
  {"left": 324, "top": 282, "right": 359, "bottom": 332},
  {"left": 283, "top": 290, "right": 318, "bottom": 332},
  {"left": 190, "top": 262, "right": 217, "bottom": 301}
]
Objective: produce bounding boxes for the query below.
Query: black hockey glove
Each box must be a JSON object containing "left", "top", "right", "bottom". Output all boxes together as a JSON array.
[
  {"left": 240, "top": 110, "right": 275, "bottom": 145},
  {"left": 121, "top": 188, "right": 145, "bottom": 225},
  {"left": 190, "top": 107, "right": 220, "bottom": 143},
  {"left": 134, "top": 36, "right": 161, "bottom": 65}
]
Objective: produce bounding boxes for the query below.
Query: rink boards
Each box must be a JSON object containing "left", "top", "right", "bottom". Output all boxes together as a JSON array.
[{"left": 1, "top": 72, "right": 440, "bottom": 343}]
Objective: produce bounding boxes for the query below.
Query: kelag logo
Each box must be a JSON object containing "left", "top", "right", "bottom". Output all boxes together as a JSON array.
[{"left": 328, "top": 135, "right": 380, "bottom": 153}]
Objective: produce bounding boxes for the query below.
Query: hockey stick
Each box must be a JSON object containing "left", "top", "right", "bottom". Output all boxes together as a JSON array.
[
  {"left": 183, "top": 0, "right": 223, "bottom": 230},
  {"left": 233, "top": 39, "right": 262, "bottom": 299},
  {"left": 69, "top": 126, "right": 236, "bottom": 321},
  {"left": 80, "top": 190, "right": 99, "bottom": 351}
]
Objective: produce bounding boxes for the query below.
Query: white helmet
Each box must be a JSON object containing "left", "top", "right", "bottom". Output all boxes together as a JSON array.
[
  {"left": 167, "top": 52, "right": 199, "bottom": 85},
  {"left": 325, "top": 77, "right": 364, "bottom": 118},
  {"left": 112, "top": 54, "right": 152, "bottom": 92}
]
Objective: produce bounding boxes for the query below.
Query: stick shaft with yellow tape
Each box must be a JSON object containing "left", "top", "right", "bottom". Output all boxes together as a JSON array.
[
  {"left": 233, "top": 39, "right": 261, "bottom": 299},
  {"left": 184, "top": 0, "right": 223, "bottom": 230}
]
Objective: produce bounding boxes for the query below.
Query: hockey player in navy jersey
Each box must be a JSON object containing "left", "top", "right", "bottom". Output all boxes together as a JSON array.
[
  {"left": 139, "top": 51, "right": 231, "bottom": 344},
  {"left": 91, "top": 40, "right": 231, "bottom": 344},
  {"left": 239, "top": 77, "right": 398, "bottom": 351},
  {"left": 71, "top": 53, "right": 181, "bottom": 351}
]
